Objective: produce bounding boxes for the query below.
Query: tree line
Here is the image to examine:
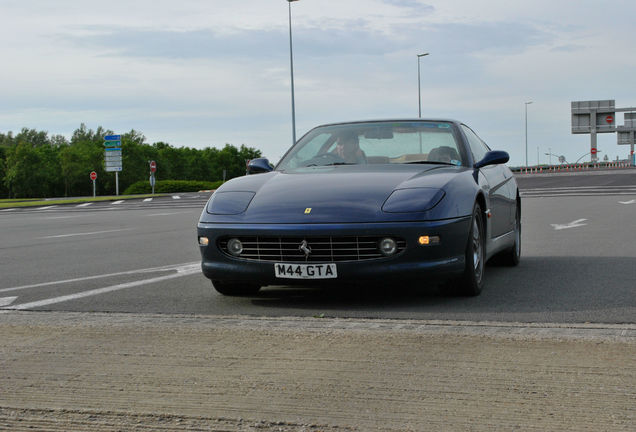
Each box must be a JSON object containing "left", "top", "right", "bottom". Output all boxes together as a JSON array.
[{"left": 0, "top": 124, "right": 262, "bottom": 198}]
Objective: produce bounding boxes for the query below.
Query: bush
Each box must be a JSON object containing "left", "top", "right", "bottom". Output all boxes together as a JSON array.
[{"left": 123, "top": 179, "right": 224, "bottom": 195}]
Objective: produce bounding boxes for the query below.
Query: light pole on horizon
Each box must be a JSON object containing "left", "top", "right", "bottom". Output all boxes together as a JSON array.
[
  {"left": 287, "top": 0, "right": 300, "bottom": 145},
  {"left": 525, "top": 101, "right": 533, "bottom": 167},
  {"left": 417, "top": 52, "right": 429, "bottom": 118}
]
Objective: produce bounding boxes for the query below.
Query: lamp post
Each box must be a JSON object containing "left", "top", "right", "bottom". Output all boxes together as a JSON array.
[
  {"left": 575, "top": 151, "right": 601, "bottom": 164},
  {"left": 287, "top": 0, "right": 300, "bottom": 145},
  {"left": 525, "top": 101, "right": 533, "bottom": 167},
  {"left": 417, "top": 52, "right": 429, "bottom": 118}
]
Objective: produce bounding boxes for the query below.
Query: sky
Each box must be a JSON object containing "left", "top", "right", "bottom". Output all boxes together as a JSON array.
[{"left": 1, "top": 0, "right": 635, "bottom": 167}]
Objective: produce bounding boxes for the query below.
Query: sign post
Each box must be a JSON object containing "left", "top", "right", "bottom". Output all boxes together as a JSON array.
[
  {"left": 572, "top": 100, "right": 636, "bottom": 164},
  {"left": 90, "top": 171, "right": 97, "bottom": 197},
  {"left": 149, "top": 160, "right": 157, "bottom": 194},
  {"left": 104, "top": 134, "right": 123, "bottom": 195}
]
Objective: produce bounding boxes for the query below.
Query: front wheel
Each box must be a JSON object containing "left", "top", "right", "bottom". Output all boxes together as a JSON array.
[
  {"left": 212, "top": 281, "right": 261, "bottom": 296},
  {"left": 458, "top": 203, "right": 485, "bottom": 296}
]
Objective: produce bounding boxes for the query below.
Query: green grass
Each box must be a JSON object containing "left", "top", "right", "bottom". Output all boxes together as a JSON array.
[{"left": 0, "top": 194, "right": 171, "bottom": 209}]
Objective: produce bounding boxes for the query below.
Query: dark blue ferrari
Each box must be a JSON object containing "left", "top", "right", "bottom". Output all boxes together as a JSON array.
[{"left": 197, "top": 119, "right": 520, "bottom": 296}]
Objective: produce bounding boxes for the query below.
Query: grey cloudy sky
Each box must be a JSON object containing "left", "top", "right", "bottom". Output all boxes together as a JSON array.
[{"left": 1, "top": 0, "right": 635, "bottom": 166}]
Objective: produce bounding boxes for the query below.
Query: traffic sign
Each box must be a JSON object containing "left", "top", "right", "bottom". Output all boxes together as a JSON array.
[
  {"left": 606, "top": 115, "right": 614, "bottom": 124},
  {"left": 104, "top": 135, "right": 121, "bottom": 141},
  {"left": 90, "top": 171, "right": 97, "bottom": 181},
  {"left": 591, "top": 148, "right": 597, "bottom": 155},
  {"left": 104, "top": 140, "right": 121, "bottom": 148},
  {"left": 150, "top": 160, "right": 157, "bottom": 173},
  {"left": 105, "top": 166, "right": 123, "bottom": 172}
]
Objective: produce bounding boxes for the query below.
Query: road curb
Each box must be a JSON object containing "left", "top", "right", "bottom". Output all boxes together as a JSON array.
[{"left": 2, "top": 311, "right": 634, "bottom": 342}]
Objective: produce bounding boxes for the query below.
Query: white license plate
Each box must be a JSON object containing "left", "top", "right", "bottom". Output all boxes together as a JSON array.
[{"left": 274, "top": 263, "right": 338, "bottom": 279}]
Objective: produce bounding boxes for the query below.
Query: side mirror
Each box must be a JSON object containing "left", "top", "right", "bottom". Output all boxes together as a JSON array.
[
  {"left": 246, "top": 158, "right": 274, "bottom": 175},
  {"left": 474, "top": 150, "right": 509, "bottom": 169}
]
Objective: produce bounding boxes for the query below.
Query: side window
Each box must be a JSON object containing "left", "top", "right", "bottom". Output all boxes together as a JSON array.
[{"left": 461, "top": 125, "right": 490, "bottom": 163}]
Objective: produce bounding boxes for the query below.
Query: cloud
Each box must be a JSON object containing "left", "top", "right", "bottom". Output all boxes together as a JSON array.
[{"left": 381, "top": 0, "right": 434, "bottom": 14}]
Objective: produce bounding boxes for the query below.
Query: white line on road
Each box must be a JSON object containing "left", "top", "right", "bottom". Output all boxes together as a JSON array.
[
  {"left": 76, "top": 203, "right": 93, "bottom": 207},
  {"left": 550, "top": 219, "right": 588, "bottom": 230},
  {"left": 0, "top": 297, "right": 17, "bottom": 307},
  {"left": 147, "top": 212, "right": 191, "bottom": 217},
  {"left": 172, "top": 195, "right": 181, "bottom": 200},
  {"left": 619, "top": 199, "right": 636, "bottom": 204},
  {"left": 37, "top": 205, "right": 58, "bottom": 210},
  {"left": 143, "top": 198, "right": 153, "bottom": 202},
  {"left": 112, "top": 200, "right": 125, "bottom": 205},
  {"left": 38, "top": 228, "right": 133, "bottom": 239},
  {"left": 0, "top": 208, "right": 16, "bottom": 212},
  {"left": 2, "top": 264, "right": 201, "bottom": 311},
  {"left": 0, "top": 261, "right": 200, "bottom": 294}
]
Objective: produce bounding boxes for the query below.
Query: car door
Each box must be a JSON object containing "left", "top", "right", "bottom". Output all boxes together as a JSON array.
[{"left": 461, "top": 125, "right": 513, "bottom": 238}]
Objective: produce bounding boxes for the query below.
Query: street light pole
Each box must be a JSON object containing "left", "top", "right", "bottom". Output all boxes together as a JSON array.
[
  {"left": 525, "top": 101, "right": 533, "bottom": 167},
  {"left": 287, "top": 0, "right": 299, "bottom": 145},
  {"left": 417, "top": 53, "right": 429, "bottom": 118}
]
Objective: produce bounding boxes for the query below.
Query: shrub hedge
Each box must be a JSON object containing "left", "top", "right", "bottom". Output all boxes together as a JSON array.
[{"left": 123, "top": 179, "right": 224, "bottom": 195}]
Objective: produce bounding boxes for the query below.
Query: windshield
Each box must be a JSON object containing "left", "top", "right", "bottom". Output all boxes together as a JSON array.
[{"left": 277, "top": 121, "right": 465, "bottom": 170}]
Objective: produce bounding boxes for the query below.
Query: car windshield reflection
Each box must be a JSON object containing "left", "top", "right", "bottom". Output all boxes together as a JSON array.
[{"left": 277, "top": 121, "right": 466, "bottom": 170}]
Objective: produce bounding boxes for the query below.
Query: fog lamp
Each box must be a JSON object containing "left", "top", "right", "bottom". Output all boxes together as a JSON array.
[
  {"left": 379, "top": 238, "right": 397, "bottom": 256},
  {"left": 227, "top": 238, "right": 243, "bottom": 256},
  {"left": 198, "top": 236, "right": 209, "bottom": 246}
]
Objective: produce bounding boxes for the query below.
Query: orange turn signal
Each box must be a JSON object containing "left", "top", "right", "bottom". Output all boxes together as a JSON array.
[{"left": 418, "top": 235, "right": 440, "bottom": 246}]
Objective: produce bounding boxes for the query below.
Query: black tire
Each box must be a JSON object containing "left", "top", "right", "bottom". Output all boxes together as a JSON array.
[
  {"left": 498, "top": 201, "right": 521, "bottom": 266},
  {"left": 458, "top": 203, "right": 485, "bottom": 296},
  {"left": 212, "top": 281, "right": 261, "bottom": 296}
]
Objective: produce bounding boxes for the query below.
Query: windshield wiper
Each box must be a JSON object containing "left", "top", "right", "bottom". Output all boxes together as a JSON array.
[
  {"left": 304, "top": 162, "right": 355, "bottom": 167},
  {"left": 405, "top": 161, "right": 456, "bottom": 166}
]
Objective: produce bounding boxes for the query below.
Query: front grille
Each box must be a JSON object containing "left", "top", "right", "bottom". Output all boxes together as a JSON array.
[{"left": 219, "top": 236, "right": 406, "bottom": 262}]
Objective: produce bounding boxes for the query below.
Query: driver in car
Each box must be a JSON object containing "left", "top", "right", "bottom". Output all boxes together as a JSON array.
[{"left": 331, "top": 132, "right": 367, "bottom": 164}]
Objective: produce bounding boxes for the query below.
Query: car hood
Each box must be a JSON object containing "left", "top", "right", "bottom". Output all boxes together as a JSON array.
[{"left": 203, "top": 164, "right": 471, "bottom": 223}]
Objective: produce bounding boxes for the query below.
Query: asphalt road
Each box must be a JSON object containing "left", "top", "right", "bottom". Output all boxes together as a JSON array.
[{"left": 1, "top": 170, "right": 635, "bottom": 323}]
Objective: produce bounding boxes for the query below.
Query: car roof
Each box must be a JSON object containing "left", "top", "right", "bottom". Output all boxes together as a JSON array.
[{"left": 313, "top": 119, "right": 463, "bottom": 128}]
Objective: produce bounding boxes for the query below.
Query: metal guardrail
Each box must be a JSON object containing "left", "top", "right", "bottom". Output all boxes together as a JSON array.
[{"left": 511, "top": 162, "right": 635, "bottom": 174}]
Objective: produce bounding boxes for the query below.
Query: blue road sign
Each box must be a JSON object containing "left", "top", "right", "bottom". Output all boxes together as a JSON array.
[{"left": 104, "top": 135, "right": 121, "bottom": 141}]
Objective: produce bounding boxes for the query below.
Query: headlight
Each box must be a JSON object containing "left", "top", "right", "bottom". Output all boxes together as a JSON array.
[
  {"left": 206, "top": 191, "right": 256, "bottom": 215},
  {"left": 381, "top": 188, "right": 445, "bottom": 213}
]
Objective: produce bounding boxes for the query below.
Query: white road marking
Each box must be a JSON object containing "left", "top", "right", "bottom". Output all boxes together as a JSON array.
[
  {"left": 619, "top": 199, "right": 636, "bottom": 204},
  {"left": 0, "top": 208, "right": 16, "bottom": 212},
  {"left": 38, "top": 228, "right": 133, "bottom": 239},
  {"left": 550, "top": 219, "right": 588, "bottom": 230},
  {"left": 172, "top": 195, "right": 181, "bottom": 199},
  {"left": 37, "top": 205, "right": 58, "bottom": 210},
  {"left": 0, "top": 262, "right": 200, "bottom": 294},
  {"left": 0, "top": 297, "right": 18, "bottom": 307},
  {"left": 143, "top": 198, "right": 153, "bottom": 202},
  {"left": 148, "top": 212, "right": 190, "bottom": 217},
  {"left": 76, "top": 202, "right": 93, "bottom": 207},
  {"left": 112, "top": 200, "right": 124, "bottom": 205},
  {"left": 2, "top": 264, "right": 201, "bottom": 310}
]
